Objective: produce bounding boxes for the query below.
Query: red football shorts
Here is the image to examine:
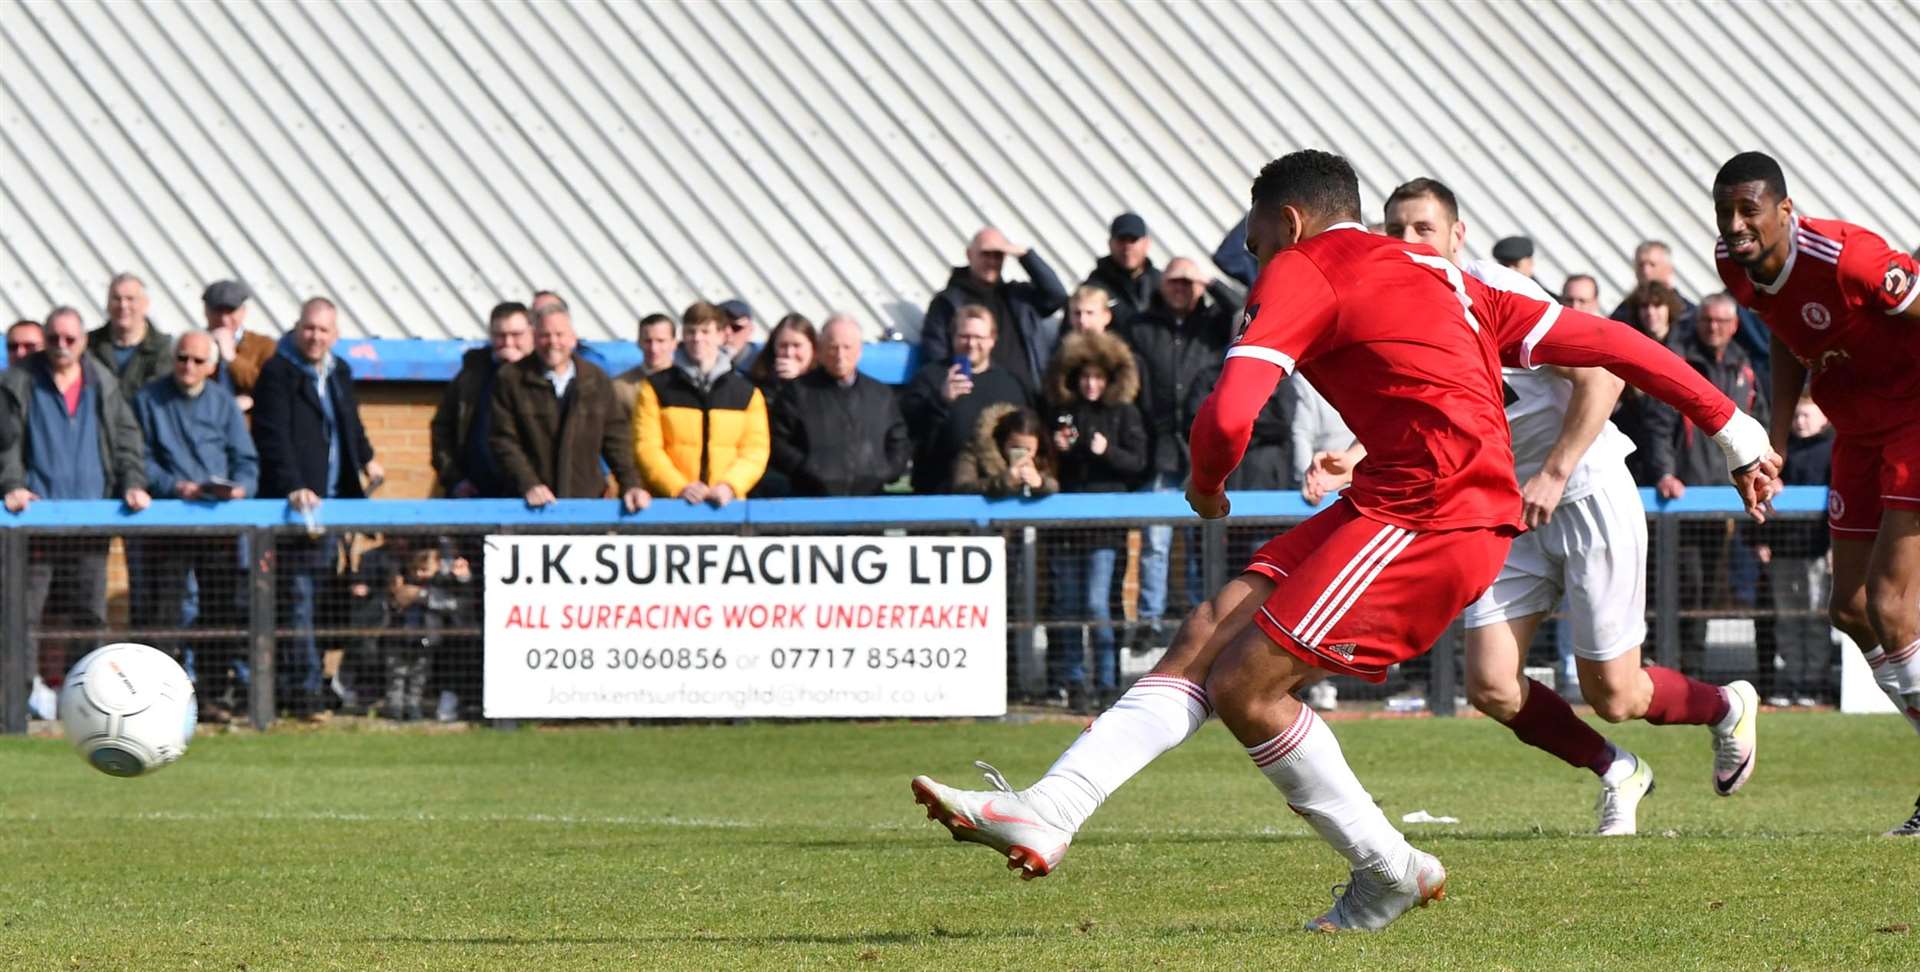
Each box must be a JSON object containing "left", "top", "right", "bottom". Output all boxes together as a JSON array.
[
  {"left": 1243, "top": 498, "right": 1514, "bottom": 682},
  {"left": 1827, "top": 425, "right": 1920, "bottom": 538}
]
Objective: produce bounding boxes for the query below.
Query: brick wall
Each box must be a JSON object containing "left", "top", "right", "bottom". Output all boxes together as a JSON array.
[{"left": 356, "top": 382, "right": 443, "bottom": 499}]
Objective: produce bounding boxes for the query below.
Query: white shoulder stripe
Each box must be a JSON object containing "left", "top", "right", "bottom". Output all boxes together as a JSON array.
[
  {"left": 1517, "top": 301, "right": 1563, "bottom": 370},
  {"left": 1802, "top": 248, "right": 1839, "bottom": 266},
  {"left": 1225, "top": 345, "right": 1296, "bottom": 372},
  {"left": 1796, "top": 234, "right": 1842, "bottom": 257},
  {"left": 1797, "top": 226, "right": 1844, "bottom": 249}
]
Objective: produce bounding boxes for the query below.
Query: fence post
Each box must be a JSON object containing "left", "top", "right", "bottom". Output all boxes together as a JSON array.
[
  {"left": 1428, "top": 620, "right": 1459, "bottom": 717},
  {"left": 1655, "top": 515, "right": 1680, "bottom": 669},
  {"left": 1017, "top": 527, "right": 1038, "bottom": 697},
  {"left": 1201, "top": 520, "right": 1228, "bottom": 597},
  {"left": 247, "top": 527, "right": 276, "bottom": 731},
  {"left": 1, "top": 531, "right": 30, "bottom": 734}
]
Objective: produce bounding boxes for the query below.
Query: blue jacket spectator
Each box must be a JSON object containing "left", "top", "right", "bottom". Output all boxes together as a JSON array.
[
  {"left": 1212, "top": 215, "right": 1259, "bottom": 288},
  {"left": 918, "top": 227, "right": 1066, "bottom": 393},
  {"left": 133, "top": 332, "right": 259, "bottom": 500}
]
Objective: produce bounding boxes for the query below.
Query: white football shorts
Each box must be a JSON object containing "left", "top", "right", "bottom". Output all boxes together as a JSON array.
[{"left": 1462, "top": 467, "right": 1648, "bottom": 661}]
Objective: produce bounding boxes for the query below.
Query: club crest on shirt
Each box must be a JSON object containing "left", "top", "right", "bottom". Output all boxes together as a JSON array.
[
  {"left": 1886, "top": 262, "right": 1913, "bottom": 302},
  {"left": 1801, "top": 302, "right": 1831, "bottom": 330},
  {"left": 1828, "top": 490, "right": 1845, "bottom": 520},
  {"left": 1237, "top": 304, "right": 1259, "bottom": 340}
]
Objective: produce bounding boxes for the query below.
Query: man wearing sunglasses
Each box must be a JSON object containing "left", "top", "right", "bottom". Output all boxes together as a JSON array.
[
  {"left": 7, "top": 320, "right": 43, "bottom": 365},
  {"left": 131, "top": 330, "right": 259, "bottom": 722},
  {"left": 717, "top": 298, "right": 761, "bottom": 374}
]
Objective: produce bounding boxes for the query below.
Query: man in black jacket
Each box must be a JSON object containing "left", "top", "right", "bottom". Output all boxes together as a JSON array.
[
  {"left": 771, "top": 315, "right": 911, "bottom": 496},
  {"left": 251, "top": 297, "right": 383, "bottom": 717},
  {"left": 430, "top": 302, "right": 533, "bottom": 498},
  {"left": 918, "top": 226, "right": 1066, "bottom": 393},
  {"left": 901, "top": 305, "right": 1033, "bottom": 493},
  {"left": 1666, "top": 293, "right": 1770, "bottom": 678},
  {"left": 1082, "top": 212, "right": 1161, "bottom": 330},
  {"left": 1124, "top": 257, "right": 1238, "bottom": 639}
]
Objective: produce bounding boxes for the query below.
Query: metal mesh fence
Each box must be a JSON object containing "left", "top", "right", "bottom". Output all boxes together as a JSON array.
[{"left": 0, "top": 506, "right": 1840, "bottom": 729}]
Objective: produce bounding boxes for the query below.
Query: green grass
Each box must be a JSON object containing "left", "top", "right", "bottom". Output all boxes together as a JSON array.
[{"left": 1, "top": 712, "right": 1917, "bottom": 970}]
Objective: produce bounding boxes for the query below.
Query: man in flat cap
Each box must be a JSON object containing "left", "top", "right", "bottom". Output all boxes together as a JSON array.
[{"left": 202, "top": 279, "right": 276, "bottom": 412}]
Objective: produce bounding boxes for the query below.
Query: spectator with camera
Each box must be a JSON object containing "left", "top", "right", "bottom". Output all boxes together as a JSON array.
[
  {"left": 919, "top": 227, "right": 1066, "bottom": 393},
  {"left": 1043, "top": 330, "right": 1147, "bottom": 710},
  {"left": 902, "top": 304, "right": 1034, "bottom": 494},
  {"left": 952, "top": 404, "right": 1058, "bottom": 499},
  {"left": 769, "top": 314, "right": 910, "bottom": 497}
]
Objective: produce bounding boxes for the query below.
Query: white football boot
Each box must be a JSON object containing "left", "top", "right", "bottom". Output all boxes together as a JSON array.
[
  {"left": 910, "top": 761, "right": 1071, "bottom": 879},
  {"left": 1306, "top": 848, "right": 1447, "bottom": 932},
  {"left": 1710, "top": 680, "right": 1759, "bottom": 796},
  {"left": 1596, "top": 755, "right": 1655, "bottom": 836}
]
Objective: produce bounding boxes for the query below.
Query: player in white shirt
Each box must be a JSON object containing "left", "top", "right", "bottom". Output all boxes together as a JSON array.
[{"left": 1305, "top": 179, "right": 1758, "bottom": 836}]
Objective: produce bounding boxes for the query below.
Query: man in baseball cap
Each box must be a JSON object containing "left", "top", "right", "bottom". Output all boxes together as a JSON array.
[
  {"left": 1082, "top": 212, "right": 1161, "bottom": 328},
  {"left": 202, "top": 279, "right": 276, "bottom": 410}
]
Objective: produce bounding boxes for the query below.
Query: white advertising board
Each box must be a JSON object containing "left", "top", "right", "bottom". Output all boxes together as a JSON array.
[{"left": 484, "top": 535, "right": 1006, "bottom": 718}]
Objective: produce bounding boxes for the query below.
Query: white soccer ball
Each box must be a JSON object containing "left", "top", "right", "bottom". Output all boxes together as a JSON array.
[{"left": 59, "top": 642, "right": 197, "bottom": 777}]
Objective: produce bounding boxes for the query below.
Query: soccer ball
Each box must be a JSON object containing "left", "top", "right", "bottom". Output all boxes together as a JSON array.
[{"left": 59, "top": 643, "right": 197, "bottom": 777}]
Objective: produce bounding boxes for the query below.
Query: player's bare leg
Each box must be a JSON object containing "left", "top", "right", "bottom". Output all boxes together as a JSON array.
[
  {"left": 910, "top": 574, "right": 1273, "bottom": 877},
  {"left": 1862, "top": 511, "right": 1920, "bottom": 836},
  {"left": 1205, "top": 621, "right": 1445, "bottom": 932},
  {"left": 1465, "top": 614, "right": 1650, "bottom": 834},
  {"left": 1830, "top": 537, "right": 1917, "bottom": 731}
]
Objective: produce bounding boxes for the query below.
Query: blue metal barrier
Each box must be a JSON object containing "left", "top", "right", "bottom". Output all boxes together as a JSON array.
[{"left": 0, "top": 486, "right": 1827, "bottom": 529}]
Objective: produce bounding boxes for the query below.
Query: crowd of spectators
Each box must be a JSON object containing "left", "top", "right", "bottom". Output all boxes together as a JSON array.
[{"left": 0, "top": 210, "right": 1861, "bottom": 716}]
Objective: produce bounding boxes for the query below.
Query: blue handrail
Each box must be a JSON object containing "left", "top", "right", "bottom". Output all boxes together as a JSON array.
[{"left": 0, "top": 486, "right": 1829, "bottom": 530}]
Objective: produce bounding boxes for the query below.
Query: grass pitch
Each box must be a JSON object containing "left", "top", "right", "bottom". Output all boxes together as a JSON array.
[{"left": 1, "top": 711, "right": 1916, "bottom": 970}]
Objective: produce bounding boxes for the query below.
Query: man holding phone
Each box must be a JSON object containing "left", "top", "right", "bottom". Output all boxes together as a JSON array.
[
  {"left": 132, "top": 328, "right": 260, "bottom": 722},
  {"left": 901, "top": 304, "right": 1035, "bottom": 493}
]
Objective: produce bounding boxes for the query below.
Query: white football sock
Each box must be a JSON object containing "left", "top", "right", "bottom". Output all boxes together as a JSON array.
[
  {"left": 1020, "top": 674, "right": 1210, "bottom": 833},
  {"left": 1865, "top": 646, "right": 1920, "bottom": 737},
  {"left": 1600, "top": 746, "right": 1638, "bottom": 785},
  {"left": 1248, "top": 707, "right": 1412, "bottom": 881}
]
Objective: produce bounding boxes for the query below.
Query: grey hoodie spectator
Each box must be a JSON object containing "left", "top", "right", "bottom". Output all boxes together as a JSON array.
[{"left": 918, "top": 227, "right": 1067, "bottom": 393}]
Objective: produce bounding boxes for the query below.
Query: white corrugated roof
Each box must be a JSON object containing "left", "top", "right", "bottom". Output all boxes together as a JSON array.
[{"left": 2, "top": 0, "right": 1916, "bottom": 340}]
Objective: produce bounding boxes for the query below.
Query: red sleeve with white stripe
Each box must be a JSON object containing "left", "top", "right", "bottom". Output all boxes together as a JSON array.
[
  {"left": 1479, "top": 282, "right": 1737, "bottom": 434},
  {"left": 1836, "top": 229, "right": 1920, "bottom": 317},
  {"left": 1189, "top": 251, "right": 1338, "bottom": 494}
]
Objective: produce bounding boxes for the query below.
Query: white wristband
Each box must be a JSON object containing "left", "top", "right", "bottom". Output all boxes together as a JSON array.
[{"left": 1711, "top": 410, "right": 1770, "bottom": 473}]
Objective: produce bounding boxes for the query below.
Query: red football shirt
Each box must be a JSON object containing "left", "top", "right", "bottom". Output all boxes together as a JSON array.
[
  {"left": 1192, "top": 225, "right": 1736, "bottom": 531},
  {"left": 1716, "top": 215, "right": 1920, "bottom": 443}
]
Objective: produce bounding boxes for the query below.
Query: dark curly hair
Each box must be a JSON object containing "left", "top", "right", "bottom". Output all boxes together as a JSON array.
[{"left": 1250, "top": 149, "right": 1362, "bottom": 223}]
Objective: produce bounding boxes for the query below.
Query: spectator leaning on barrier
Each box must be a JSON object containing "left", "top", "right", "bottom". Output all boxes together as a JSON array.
[
  {"left": 1083, "top": 212, "right": 1161, "bottom": 329},
  {"left": 1043, "top": 330, "right": 1147, "bottom": 709},
  {"left": 901, "top": 304, "right": 1034, "bottom": 494},
  {"left": 201, "top": 279, "right": 275, "bottom": 412},
  {"left": 0, "top": 306, "right": 150, "bottom": 685},
  {"left": 132, "top": 329, "right": 258, "bottom": 722},
  {"left": 252, "top": 297, "right": 382, "bottom": 717},
  {"left": 1560, "top": 273, "right": 1601, "bottom": 314},
  {"left": 1125, "top": 256, "right": 1236, "bottom": 635},
  {"left": 431, "top": 301, "right": 532, "bottom": 499},
  {"left": 768, "top": 314, "right": 909, "bottom": 497},
  {"left": 919, "top": 226, "right": 1066, "bottom": 393},
  {"left": 8, "top": 320, "right": 43, "bottom": 364},
  {"left": 88, "top": 272, "right": 172, "bottom": 396},
  {"left": 612, "top": 313, "right": 680, "bottom": 416},
  {"left": 719, "top": 298, "right": 761, "bottom": 374},
  {"left": 634, "top": 301, "right": 767, "bottom": 506},
  {"left": 491, "top": 304, "right": 650, "bottom": 512}
]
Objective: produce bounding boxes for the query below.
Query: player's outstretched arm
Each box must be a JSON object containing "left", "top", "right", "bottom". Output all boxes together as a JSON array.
[
  {"left": 1500, "top": 299, "right": 1781, "bottom": 520},
  {"left": 1187, "top": 354, "right": 1287, "bottom": 516}
]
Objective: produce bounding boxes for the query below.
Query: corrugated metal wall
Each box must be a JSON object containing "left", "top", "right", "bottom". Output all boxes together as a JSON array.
[{"left": 2, "top": 0, "right": 1916, "bottom": 341}]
